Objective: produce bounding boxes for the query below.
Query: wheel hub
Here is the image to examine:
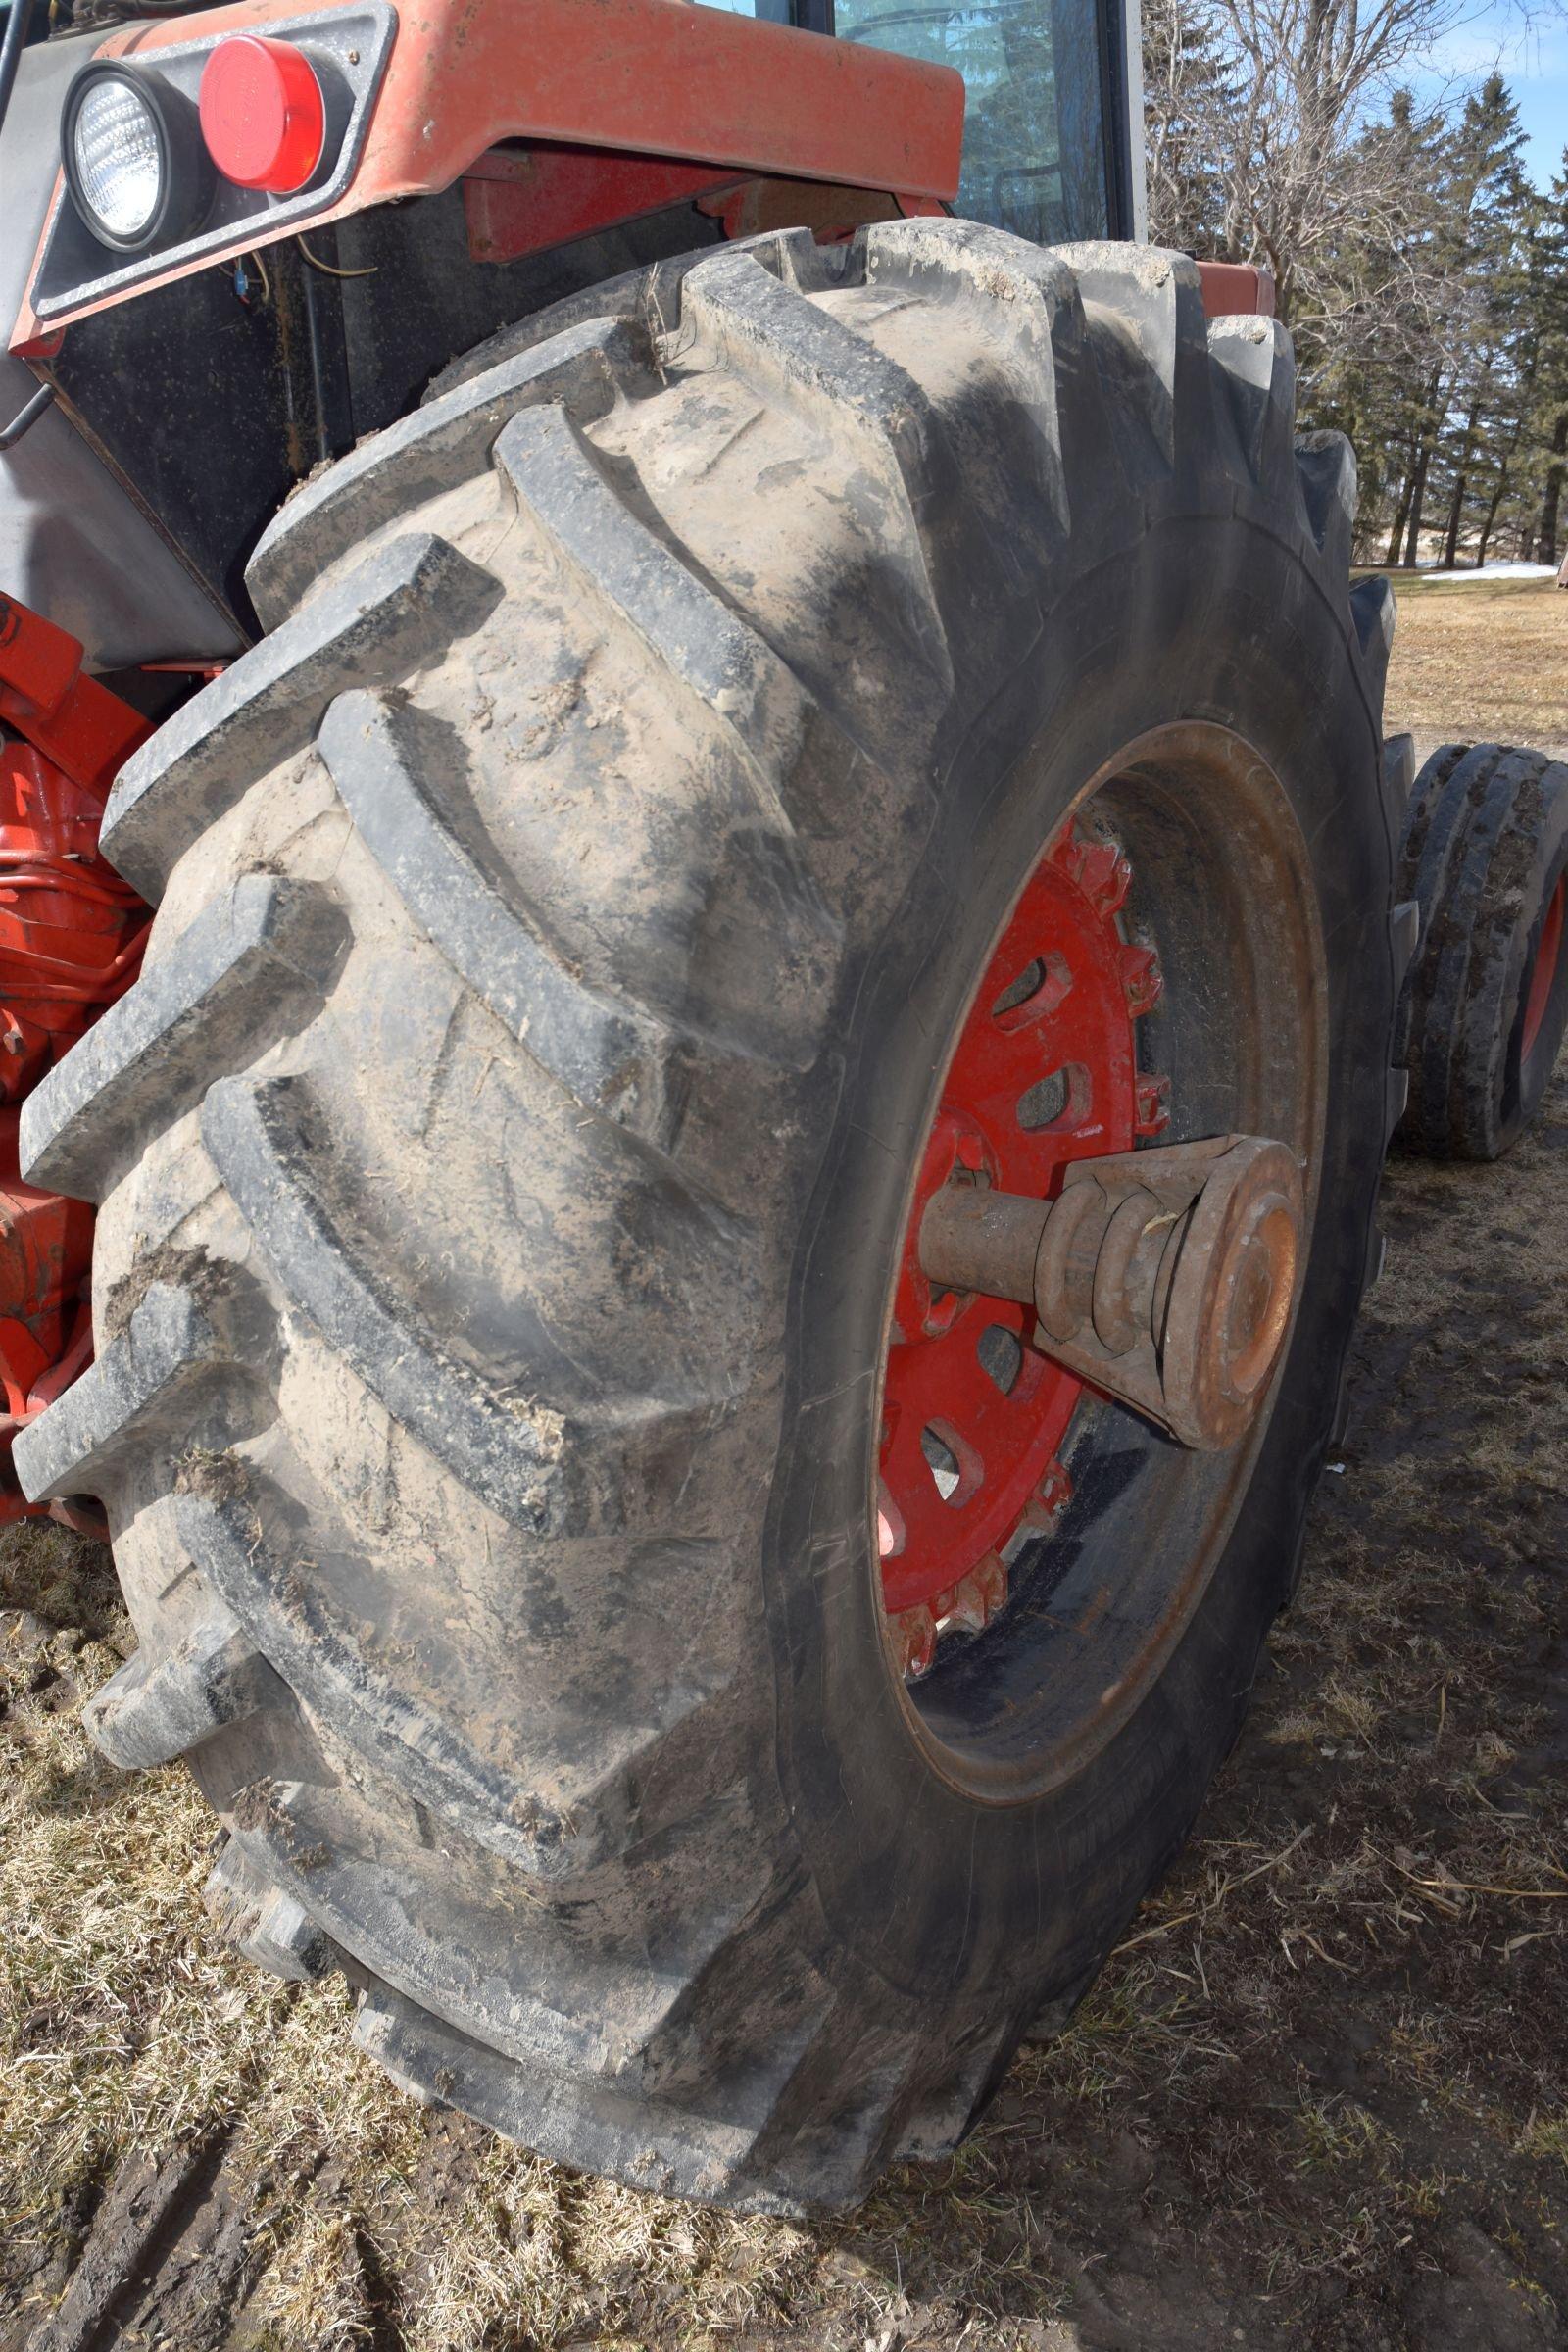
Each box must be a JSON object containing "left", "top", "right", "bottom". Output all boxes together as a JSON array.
[
  {"left": 877, "top": 824, "right": 1168, "bottom": 1678},
  {"left": 919, "top": 1132, "right": 1302, "bottom": 1450},
  {"left": 879, "top": 817, "right": 1302, "bottom": 1681}
]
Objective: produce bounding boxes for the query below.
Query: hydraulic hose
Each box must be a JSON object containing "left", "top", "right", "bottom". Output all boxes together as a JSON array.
[{"left": 0, "top": 0, "right": 35, "bottom": 153}]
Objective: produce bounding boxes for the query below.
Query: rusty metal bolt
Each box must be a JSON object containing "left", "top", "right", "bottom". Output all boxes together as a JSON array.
[
  {"left": 1158, "top": 1139, "right": 1301, "bottom": 1448},
  {"left": 919, "top": 1134, "right": 1303, "bottom": 1451}
]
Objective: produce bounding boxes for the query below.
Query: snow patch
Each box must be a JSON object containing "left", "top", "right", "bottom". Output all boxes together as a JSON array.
[{"left": 1419, "top": 562, "right": 1559, "bottom": 583}]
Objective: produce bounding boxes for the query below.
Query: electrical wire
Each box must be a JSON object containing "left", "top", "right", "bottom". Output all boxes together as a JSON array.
[
  {"left": 227, "top": 248, "right": 272, "bottom": 308},
  {"left": 296, "top": 233, "right": 377, "bottom": 279}
]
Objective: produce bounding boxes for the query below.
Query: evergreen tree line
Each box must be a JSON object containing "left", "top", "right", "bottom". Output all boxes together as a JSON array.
[{"left": 1144, "top": 0, "right": 1568, "bottom": 566}]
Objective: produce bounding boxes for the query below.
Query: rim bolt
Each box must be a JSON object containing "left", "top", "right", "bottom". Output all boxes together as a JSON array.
[
  {"left": 921, "top": 1289, "right": 963, "bottom": 1337},
  {"left": 1135, "top": 1074, "right": 1171, "bottom": 1136},
  {"left": 1053, "top": 835, "right": 1132, "bottom": 918},
  {"left": 1119, "top": 943, "right": 1163, "bottom": 1014},
  {"left": 938, "top": 1552, "right": 1008, "bottom": 1635},
  {"left": 891, "top": 1605, "right": 936, "bottom": 1680}
]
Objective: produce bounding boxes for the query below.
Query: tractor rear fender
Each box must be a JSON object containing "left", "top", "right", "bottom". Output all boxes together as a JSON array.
[{"left": 11, "top": 0, "right": 965, "bottom": 349}]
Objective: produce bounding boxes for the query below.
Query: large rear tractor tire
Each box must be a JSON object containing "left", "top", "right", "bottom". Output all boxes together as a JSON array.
[{"left": 18, "top": 223, "right": 1409, "bottom": 2213}]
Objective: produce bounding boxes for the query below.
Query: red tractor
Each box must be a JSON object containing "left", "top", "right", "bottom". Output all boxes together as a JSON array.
[{"left": 0, "top": 0, "right": 1563, "bottom": 2212}]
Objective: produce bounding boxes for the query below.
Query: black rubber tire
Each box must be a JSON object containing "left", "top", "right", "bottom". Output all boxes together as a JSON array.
[
  {"left": 1396, "top": 742, "right": 1568, "bottom": 1159},
  {"left": 17, "top": 223, "right": 1405, "bottom": 2214}
]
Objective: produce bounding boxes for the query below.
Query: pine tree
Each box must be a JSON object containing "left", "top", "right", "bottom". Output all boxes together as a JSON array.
[
  {"left": 1138, "top": 2, "right": 1562, "bottom": 570},
  {"left": 1428, "top": 76, "right": 1531, "bottom": 567},
  {"left": 1526, "top": 153, "right": 1568, "bottom": 563}
]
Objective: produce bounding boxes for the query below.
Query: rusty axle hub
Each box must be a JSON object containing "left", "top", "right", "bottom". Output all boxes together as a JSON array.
[{"left": 918, "top": 1135, "right": 1303, "bottom": 1450}]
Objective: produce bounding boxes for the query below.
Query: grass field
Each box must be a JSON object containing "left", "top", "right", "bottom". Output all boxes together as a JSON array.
[
  {"left": 2, "top": 578, "right": 1566, "bottom": 2352},
  {"left": 1376, "top": 572, "right": 1568, "bottom": 766}
]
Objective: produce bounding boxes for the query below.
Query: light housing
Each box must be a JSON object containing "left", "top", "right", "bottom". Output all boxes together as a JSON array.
[
  {"left": 199, "top": 36, "right": 326, "bottom": 195},
  {"left": 62, "top": 64, "right": 213, "bottom": 254}
]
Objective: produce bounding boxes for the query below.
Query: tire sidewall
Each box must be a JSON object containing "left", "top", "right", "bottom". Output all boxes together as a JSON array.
[{"left": 761, "top": 507, "right": 1393, "bottom": 2021}]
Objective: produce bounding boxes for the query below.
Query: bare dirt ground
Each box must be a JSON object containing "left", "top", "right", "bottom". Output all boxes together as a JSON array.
[{"left": 2, "top": 579, "right": 1566, "bottom": 2352}]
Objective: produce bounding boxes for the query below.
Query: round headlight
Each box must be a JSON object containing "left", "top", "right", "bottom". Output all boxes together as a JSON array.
[
  {"left": 71, "top": 76, "right": 165, "bottom": 244},
  {"left": 62, "top": 65, "right": 212, "bottom": 254}
]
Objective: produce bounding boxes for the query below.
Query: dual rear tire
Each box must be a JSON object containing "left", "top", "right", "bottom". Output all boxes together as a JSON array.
[{"left": 1396, "top": 742, "right": 1568, "bottom": 1159}]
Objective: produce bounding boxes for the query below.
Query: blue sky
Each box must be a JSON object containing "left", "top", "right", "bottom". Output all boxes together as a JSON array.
[{"left": 1412, "top": 7, "right": 1568, "bottom": 185}]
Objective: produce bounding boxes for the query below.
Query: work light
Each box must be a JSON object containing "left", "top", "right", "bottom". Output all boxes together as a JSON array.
[{"left": 62, "top": 65, "right": 211, "bottom": 252}]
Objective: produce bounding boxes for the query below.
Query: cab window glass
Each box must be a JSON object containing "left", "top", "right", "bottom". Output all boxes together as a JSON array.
[
  {"left": 832, "top": 0, "right": 1111, "bottom": 245},
  {"left": 693, "top": 0, "right": 796, "bottom": 18}
]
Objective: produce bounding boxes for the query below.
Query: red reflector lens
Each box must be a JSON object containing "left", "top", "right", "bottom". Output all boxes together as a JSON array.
[{"left": 199, "top": 35, "right": 324, "bottom": 194}]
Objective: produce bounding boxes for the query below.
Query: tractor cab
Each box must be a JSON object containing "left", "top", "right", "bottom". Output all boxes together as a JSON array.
[
  {"left": 711, "top": 0, "right": 1142, "bottom": 245},
  {"left": 833, "top": 0, "right": 1141, "bottom": 244}
]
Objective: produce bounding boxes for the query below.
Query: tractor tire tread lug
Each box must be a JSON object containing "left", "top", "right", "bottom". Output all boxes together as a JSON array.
[
  {"left": 82, "top": 1597, "right": 282, "bottom": 1772},
  {"left": 678, "top": 239, "right": 954, "bottom": 690},
  {"left": 1205, "top": 314, "right": 1296, "bottom": 488},
  {"left": 198, "top": 1073, "right": 583, "bottom": 1536},
  {"left": 103, "top": 533, "right": 503, "bottom": 902},
  {"left": 14, "top": 1278, "right": 252, "bottom": 1502},
  {"left": 245, "top": 317, "right": 649, "bottom": 625},
  {"left": 318, "top": 688, "right": 674, "bottom": 1124},
  {"left": 21, "top": 873, "right": 348, "bottom": 1201},
  {"left": 1294, "top": 431, "right": 1357, "bottom": 578}
]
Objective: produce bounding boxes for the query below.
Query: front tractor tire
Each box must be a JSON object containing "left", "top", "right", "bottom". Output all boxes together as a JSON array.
[{"left": 18, "top": 223, "right": 1408, "bottom": 2213}]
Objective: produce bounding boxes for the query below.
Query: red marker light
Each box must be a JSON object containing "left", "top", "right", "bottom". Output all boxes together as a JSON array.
[{"left": 199, "top": 35, "right": 325, "bottom": 194}]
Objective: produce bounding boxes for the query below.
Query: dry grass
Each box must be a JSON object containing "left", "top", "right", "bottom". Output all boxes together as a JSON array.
[
  {"left": 1377, "top": 573, "right": 1568, "bottom": 760},
  {"left": 0, "top": 1544, "right": 886, "bottom": 2347},
  {"left": 3, "top": 583, "right": 1567, "bottom": 2349}
]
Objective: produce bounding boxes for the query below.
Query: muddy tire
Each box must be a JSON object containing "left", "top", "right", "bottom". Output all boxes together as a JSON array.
[
  {"left": 1395, "top": 742, "right": 1568, "bottom": 1160},
  {"left": 18, "top": 225, "right": 1405, "bottom": 2214}
]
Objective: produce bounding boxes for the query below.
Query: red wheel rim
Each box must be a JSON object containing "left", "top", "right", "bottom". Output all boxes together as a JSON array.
[
  {"left": 878, "top": 823, "right": 1166, "bottom": 1677},
  {"left": 1521, "top": 875, "right": 1565, "bottom": 1062}
]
